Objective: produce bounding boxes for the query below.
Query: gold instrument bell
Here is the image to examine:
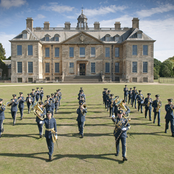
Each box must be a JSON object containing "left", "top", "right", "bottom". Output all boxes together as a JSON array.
[{"left": 32, "top": 102, "right": 43, "bottom": 114}]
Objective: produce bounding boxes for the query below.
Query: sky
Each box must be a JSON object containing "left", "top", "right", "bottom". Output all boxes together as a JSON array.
[{"left": 0, "top": 0, "right": 174, "bottom": 62}]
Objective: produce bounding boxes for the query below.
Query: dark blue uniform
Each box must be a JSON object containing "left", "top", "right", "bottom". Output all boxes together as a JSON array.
[
  {"left": 152, "top": 100, "right": 162, "bottom": 126},
  {"left": 128, "top": 90, "right": 133, "bottom": 105},
  {"left": 102, "top": 90, "right": 107, "bottom": 106},
  {"left": 165, "top": 104, "right": 174, "bottom": 135},
  {"left": 54, "top": 95, "right": 59, "bottom": 113},
  {"left": 58, "top": 92, "right": 62, "bottom": 106},
  {"left": 108, "top": 98, "right": 115, "bottom": 117},
  {"left": 26, "top": 96, "right": 32, "bottom": 113},
  {"left": 50, "top": 97, "right": 55, "bottom": 117},
  {"left": 123, "top": 87, "right": 128, "bottom": 102},
  {"left": 144, "top": 98, "right": 153, "bottom": 120},
  {"left": 76, "top": 107, "right": 87, "bottom": 137},
  {"left": 30, "top": 92, "right": 36, "bottom": 105},
  {"left": 0, "top": 104, "right": 5, "bottom": 137},
  {"left": 78, "top": 93, "right": 86, "bottom": 101},
  {"left": 106, "top": 93, "right": 110, "bottom": 111},
  {"left": 11, "top": 99, "right": 19, "bottom": 125},
  {"left": 35, "top": 90, "right": 40, "bottom": 102},
  {"left": 136, "top": 94, "right": 144, "bottom": 113},
  {"left": 132, "top": 90, "right": 138, "bottom": 108},
  {"left": 40, "top": 89, "right": 44, "bottom": 101},
  {"left": 112, "top": 117, "right": 130, "bottom": 158},
  {"left": 18, "top": 96, "right": 25, "bottom": 119},
  {"left": 44, "top": 100, "right": 52, "bottom": 114}
]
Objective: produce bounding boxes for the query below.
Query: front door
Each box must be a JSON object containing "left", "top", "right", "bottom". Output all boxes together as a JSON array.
[{"left": 80, "top": 63, "right": 86, "bottom": 75}]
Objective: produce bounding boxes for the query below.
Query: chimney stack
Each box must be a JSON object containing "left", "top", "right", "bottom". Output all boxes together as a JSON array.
[
  {"left": 94, "top": 22, "right": 100, "bottom": 30},
  {"left": 44, "top": 22, "right": 50, "bottom": 30},
  {"left": 26, "top": 18, "right": 33, "bottom": 31},
  {"left": 114, "top": 22, "right": 121, "bottom": 30},
  {"left": 64, "top": 22, "right": 71, "bottom": 30},
  {"left": 132, "top": 18, "right": 139, "bottom": 29}
]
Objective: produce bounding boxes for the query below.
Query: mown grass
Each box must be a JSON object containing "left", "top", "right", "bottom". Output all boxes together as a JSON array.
[{"left": 0, "top": 83, "right": 174, "bottom": 174}]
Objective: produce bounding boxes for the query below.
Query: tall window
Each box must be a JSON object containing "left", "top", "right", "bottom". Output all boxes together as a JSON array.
[
  {"left": 143, "top": 62, "right": 148, "bottom": 73},
  {"left": 55, "top": 37, "right": 59, "bottom": 41},
  {"left": 105, "top": 47, "right": 110, "bottom": 57},
  {"left": 115, "top": 36, "right": 119, "bottom": 42},
  {"left": 17, "top": 45, "right": 22, "bottom": 55},
  {"left": 143, "top": 45, "right": 148, "bottom": 55},
  {"left": 91, "top": 47, "right": 95, "bottom": 57},
  {"left": 45, "top": 63, "right": 50, "bottom": 73},
  {"left": 137, "top": 33, "right": 142, "bottom": 38},
  {"left": 105, "top": 36, "right": 110, "bottom": 41},
  {"left": 105, "top": 62, "right": 110, "bottom": 73},
  {"left": 28, "top": 45, "right": 33, "bottom": 56},
  {"left": 55, "top": 63, "right": 59, "bottom": 73},
  {"left": 132, "top": 62, "right": 137, "bottom": 73},
  {"left": 17, "top": 62, "right": 22, "bottom": 73},
  {"left": 115, "top": 62, "right": 119, "bottom": 73},
  {"left": 23, "top": 34, "right": 27, "bottom": 39},
  {"left": 55, "top": 47, "right": 59, "bottom": 57},
  {"left": 69, "top": 62, "right": 74, "bottom": 73},
  {"left": 69, "top": 47, "right": 74, "bottom": 57},
  {"left": 28, "top": 62, "right": 33, "bottom": 73},
  {"left": 45, "top": 48, "right": 50, "bottom": 57},
  {"left": 80, "top": 47, "right": 85, "bottom": 57},
  {"left": 115, "top": 47, "right": 119, "bottom": 57},
  {"left": 91, "top": 62, "right": 95, "bottom": 73},
  {"left": 45, "top": 37, "right": 49, "bottom": 41},
  {"left": 132, "top": 45, "right": 137, "bottom": 55}
]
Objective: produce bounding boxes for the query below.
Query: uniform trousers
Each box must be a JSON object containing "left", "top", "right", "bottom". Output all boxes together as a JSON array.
[
  {"left": 116, "top": 136, "right": 126, "bottom": 157},
  {"left": 37, "top": 122, "right": 43, "bottom": 135},
  {"left": 165, "top": 119, "right": 174, "bottom": 134},
  {"left": 78, "top": 121, "right": 85, "bottom": 135},
  {"left": 154, "top": 111, "right": 160, "bottom": 125}
]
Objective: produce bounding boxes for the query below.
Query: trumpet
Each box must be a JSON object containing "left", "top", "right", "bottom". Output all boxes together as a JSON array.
[{"left": 43, "top": 100, "right": 49, "bottom": 107}]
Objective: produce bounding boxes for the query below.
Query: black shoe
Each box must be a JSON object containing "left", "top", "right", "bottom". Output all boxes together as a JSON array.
[
  {"left": 172, "top": 134, "right": 174, "bottom": 137},
  {"left": 165, "top": 130, "right": 167, "bottom": 133},
  {"left": 153, "top": 121, "right": 155, "bottom": 123},
  {"left": 141, "top": 112, "right": 143, "bottom": 113},
  {"left": 40, "top": 135, "right": 43, "bottom": 138},
  {"left": 80, "top": 134, "right": 83, "bottom": 138},
  {"left": 115, "top": 153, "right": 118, "bottom": 156},
  {"left": 2, "top": 128, "right": 4, "bottom": 133},
  {"left": 21, "top": 117, "right": 23, "bottom": 120},
  {"left": 149, "top": 119, "right": 152, "bottom": 121},
  {"left": 0, "top": 134, "right": 1, "bottom": 138},
  {"left": 158, "top": 124, "right": 161, "bottom": 126},
  {"left": 123, "top": 157, "right": 128, "bottom": 161}
]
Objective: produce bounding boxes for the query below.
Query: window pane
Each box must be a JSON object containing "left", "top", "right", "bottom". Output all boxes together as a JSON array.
[
  {"left": 132, "top": 45, "right": 137, "bottom": 55},
  {"left": 115, "top": 36, "right": 119, "bottom": 42},
  {"left": 17, "top": 62, "right": 22, "bottom": 73},
  {"left": 91, "top": 62, "right": 95, "bottom": 73},
  {"left": 143, "top": 45, "right": 148, "bottom": 55},
  {"left": 45, "top": 37, "right": 49, "bottom": 41},
  {"left": 55, "top": 37, "right": 59, "bottom": 41},
  {"left": 106, "top": 36, "right": 110, "bottom": 41},
  {"left": 17, "top": 45, "right": 22, "bottom": 55},
  {"left": 28, "top": 62, "right": 33, "bottom": 73},
  {"left": 55, "top": 47, "right": 59, "bottom": 57},
  {"left": 80, "top": 47, "right": 85, "bottom": 57},
  {"left": 143, "top": 62, "right": 148, "bottom": 73},
  {"left": 105, "top": 63, "right": 110, "bottom": 73},
  {"left": 23, "top": 34, "right": 27, "bottom": 39},
  {"left": 69, "top": 47, "right": 74, "bottom": 57},
  {"left": 115, "top": 47, "right": 119, "bottom": 57},
  {"left": 132, "top": 62, "right": 137, "bottom": 73},
  {"left": 115, "top": 62, "right": 119, "bottom": 73},
  {"left": 69, "top": 62, "right": 74, "bottom": 73},
  {"left": 137, "top": 33, "right": 142, "bottom": 38},
  {"left": 45, "top": 48, "right": 50, "bottom": 57},
  {"left": 91, "top": 47, "right": 95, "bottom": 57},
  {"left": 45, "top": 63, "right": 50, "bottom": 73},
  {"left": 28, "top": 45, "right": 33, "bottom": 56},
  {"left": 55, "top": 63, "right": 59, "bottom": 73},
  {"left": 105, "top": 47, "right": 110, "bottom": 57}
]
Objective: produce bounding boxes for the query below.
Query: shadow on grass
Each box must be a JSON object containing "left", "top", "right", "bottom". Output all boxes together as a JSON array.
[
  {"left": 128, "top": 131, "right": 171, "bottom": 137},
  {"left": 2, "top": 133, "right": 41, "bottom": 139},
  {"left": 57, "top": 111, "right": 74, "bottom": 114},
  {"left": 59, "top": 132, "right": 113, "bottom": 137}
]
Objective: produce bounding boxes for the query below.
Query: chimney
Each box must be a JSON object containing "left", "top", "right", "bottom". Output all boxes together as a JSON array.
[
  {"left": 26, "top": 18, "right": 33, "bottom": 31},
  {"left": 44, "top": 21, "right": 50, "bottom": 30},
  {"left": 94, "top": 22, "right": 100, "bottom": 30},
  {"left": 64, "top": 22, "right": 71, "bottom": 30},
  {"left": 132, "top": 18, "right": 139, "bottom": 29},
  {"left": 114, "top": 22, "right": 121, "bottom": 30}
]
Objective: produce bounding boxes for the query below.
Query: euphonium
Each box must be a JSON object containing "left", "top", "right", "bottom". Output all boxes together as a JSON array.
[
  {"left": 119, "top": 101, "right": 127, "bottom": 111},
  {"left": 32, "top": 102, "right": 43, "bottom": 113}
]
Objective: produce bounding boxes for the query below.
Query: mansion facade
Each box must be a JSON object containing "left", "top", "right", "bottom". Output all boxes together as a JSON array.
[{"left": 10, "top": 11, "right": 155, "bottom": 83}]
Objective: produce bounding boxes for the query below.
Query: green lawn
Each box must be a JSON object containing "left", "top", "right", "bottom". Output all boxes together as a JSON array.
[{"left": 0, "top": 83, "right": 173, "bottom": 174}]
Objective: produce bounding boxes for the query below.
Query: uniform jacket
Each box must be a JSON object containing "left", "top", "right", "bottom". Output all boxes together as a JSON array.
[
  {"left": 76, "top": 107, "right": 87, "bottom": 122},
  {"left": 144, "top": 98, "right": 153, "bottom": 109},
  {"left": 136, "top": 94, "right": 144, "bottom": 104},
  {"left": 0, "top": 105, "right": 5, "bottom": 120},
  {"left": 102, "top": 91, "right": 107, "bottom": 101},
  {"left": 78, "top": 93, "right": 86, "bottom": 101},
  {"left": 123, "top": 88, "right": 128, "bottom": 95},
  {"left": 132, "top": 90, "right": 138, "bottom": 99},
  {"left": 108, "top": 98, "right": 115, "bottom": 108},
  {"left": 36, "top": 107, "right": 46, "bottom": 122},
  {"left": 58, "top": 92, "right": 62, "bottom": 100},
  {"left": 30, "top": 92, "right": 36, "bottom": 102},
  {"left": 50, "top": 97, "right": 55, "bottom": 109},
  {"left": 128, "top": 90, "right": 133, "bottom": 98},
  {"left": 40, "top": 90, "right": 44, "bottom": 97},
  {"left": 44, "top": 100, "right": 52, "bottom": 113},
  {"left": 54, "top": 96, "right": 59, "bottom": 106},
  {"left": 152, "top": 100, "right": 162, "bottom": 112},
  {"left": 26, "top": 97, "right": 33, "bottom": 105},
  {"left": 18, "top": 97, "right": 25, "bottom": 108},
  {"left": 11, "top": 99, "right": 18, "bottom": 112},
  {"left": 35, "top": 91, "right": 40, "bottom": 100},
  {"left": 165, "top": 104, "right": 174, "bottom": 120}
]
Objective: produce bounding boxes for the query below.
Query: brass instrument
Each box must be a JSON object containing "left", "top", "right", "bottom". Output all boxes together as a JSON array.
[
  {"left": 32, "top": 102, "right": 44, "bottom": 120},
  {"left": 43, "top": 100, "right": 49, "bottom": 107},
  {"left": 34, "top": 110, "right": 44, "bottom": 120},
  {"left": 170, "top": 104, "right": 174, "bottom": 110},
  {"left": 83, "top": 103, "right": 87, "bottom": 108},
  {"left": 156, "top": 100, "right": 161, "bottom": 112},
  {"left": 147, "top": 98, "right": 151, "bottom": 107},
  {"left": 6, "top": 100, "right": 13, "bottom": 106},
  {"left": 0, "top": 104, "right": 5, "bottom": 111}
]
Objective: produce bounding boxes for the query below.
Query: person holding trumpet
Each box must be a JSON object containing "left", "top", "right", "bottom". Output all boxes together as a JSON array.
[
  {"left": 26, "top": 93, "right": 32, "bottom": 114},
  {"left": 18, "top": 92, "right": 25, "bottom": 120},
  {"left": 0, "top": 98, "right": 5, "bottom": 138},
  {"left": 10, "top": 94, "right": 19, "bottom": 125}
]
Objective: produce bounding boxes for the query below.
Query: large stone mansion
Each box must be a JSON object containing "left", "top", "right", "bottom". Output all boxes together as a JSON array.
[{"left": 10, "top": 10, "right": 155, "bottom": 83}]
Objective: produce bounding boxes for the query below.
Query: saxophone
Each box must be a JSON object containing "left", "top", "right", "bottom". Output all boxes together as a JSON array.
[{"left": 156, "top": 100, "right": 161, "bottom": 112}]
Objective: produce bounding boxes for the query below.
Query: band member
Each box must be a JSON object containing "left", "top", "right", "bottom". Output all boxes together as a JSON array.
[
  {"left": 50, "top": 93, "right": 55, "bottom": 117},
  {"left": 128, "top": 88, "right": 133, "bottom": 105},
  {"left": 18, "top": 92, "right": 25, "bottom": 119},
  {"left": 136, "top": 90, "right": 144, "bottom": 113},
  {"left": 123, "top": 85, "right": 128, "bottom": 102},
  {"left": 57, "top": 89, "right": 62, "bottom": 106},
  {"left": 44, "top": 95, "right": 52, "bottom": 114},
  {"left": 102, "top": 88, "right": 107, "bottom": 107},
  {"left": 114, "top": 96, "right": 119, "bottom": 117},
  {"left": 164, "top": 99, "right": 174, "bottom": 137},
  {"left": 78, "top": 90, "right": 86, "bottom": 102},
  {"left": 26, "top": 93, "right": 32, "bottom": 114},
  {"left": 11, "top": 94, "right": 19, "bottom": 125},
  {"left": 54, "top": 92, "right": 59, "bottom": 114},
  {"left": 144, "top": 93, "right": 153, "bottom": 121},
  {"left": 35, "top": 87, "right": 40, "bottom": 102},
  {"left": 108, "top": 94, "right": 115, "bottom": 117},
  {"left": 30, "top": 89, "right": 36, "bottom": 105},
  {"left": 106, "top": 90, "right": 111, "bottom": 111},
  {"left": 76, "top": 101, "right": 87, "bottom": 138},
  {"left": 112, "top": 110, "right": 130, "bottom": 161},
  {"left": 132, "top": 87, "right": 138, "bottom": 109},
  {"left": 35, "top": 102, "right": 46, "bottom": 138},
  {"left": 78, "top": 87, "right": 83, "bottom": 99},
  {"left": 40, "top": 111, "right": 57, "bottom": 161},
  {"left": 152, "top": 94, "right": 162, "bottom": 126},
  {"left": 40, "top": 87, "right": 44, "bottom": 101},
  {"left": 0, "top": 99, "right": 5, "bottom": 138}
]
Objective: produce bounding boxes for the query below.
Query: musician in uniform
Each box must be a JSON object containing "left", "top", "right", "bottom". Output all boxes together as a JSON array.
[
  {"left": 35, "top": 102, "right": 46, "bottom": 138},
  {"left": 108, "top": 94, "right": 115, "bottom": 117},
  {"left": 35, "top": 87, "right": 40, "bottom": 102},
  {"left": 78, "top": 90, "right": 86, "bottom": 102},
  {"left": 123, "top": 85, "right": 128, "bottom": 102},
  {"left": 114, "top": 96, "right": 119, "bottom": 117},
  {"left": 50, "top": 93, "right": 55, "bottom": 117},
  {"left": 40, "top": 111, "right": 58, "bottom": 161},
  {"left": 18, "top": 92, "right": 25, "bottom": 120},
  {"left": 44, "top": 95, "right": 52, "bottom": 114},
  {"left": 128, "top": 88, "right": 133, "bottom": 105},
  {"left": 78, "top": 87, "right": 83, "bottom": 98},
  {"left": 26, "top": 93, "right": 32, "bottom": 114},
  {"left": 111, "top": 110, "right": 130, "bottom": 161},
  {"left": 54, "top": 92, "right": 59, "bottom": 114},
  {"left": 102, "top": 88, "right": 107, "bottom": 107},
  {"left": 152, "top": 94, "right": 162, "bottom": 126},
  {"left": 76, "top": 101, "right": 87, "bottom": 138},
  {"left": 106, "top": 90, "right": 111, "bottom": 111},
  {"left": 0, "top": 99, "right": 5, "bottom": 138},
  {"left": 164, "top": 99, "right": 174, "bottom": 137},
  {"left": 144, "top": 93, "right": 153, "bottom": 121},
  {"left": 11, "top": 94, "right": 19, "bottom": 126},
  {"left": 30, "top": 89, "right": 36, "bottom": 105},
  {"left": 40, "top": 87, "right": 44, "bottom": 101},
  {"left": 132, "top": 87, "right": 138, "bottom": 109},
  {"left": 136, "top": 90, "right": 144, "bottom": 113},
  {"left": 57, "top": 89, "right": 62, "bottom": 107}
]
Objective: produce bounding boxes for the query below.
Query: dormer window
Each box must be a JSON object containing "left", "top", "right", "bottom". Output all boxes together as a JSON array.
[
  {"left": 45, "top": 34, "right": 51, "bottom": 41},
  {"left": 114, "top": 34, "right": 120, "bottom": 42},
  {"left": 137, "top": 31, "right": 143, "bottom": 38},
  {"left": 54, "top": 34, "right": 60, "bottom": 41},
  {"left": 105, "top": 34, "right": 110, "bottom": 41},
  {"left": 22, "top": 30, "right": 28, "bottom": 39}
]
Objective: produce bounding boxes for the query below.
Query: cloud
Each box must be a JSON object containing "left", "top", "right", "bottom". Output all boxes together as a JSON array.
[
  {"left": 0, "top": 0, "right": 26, "bottom": 9},
  {"left": 99, "top": 0, "right": 108, "bottom": 5},
  {"left": 34, "top": 14, "right": 46, "bottom": 20},
  {"left": 84, "top": 5, "right": 127, "bottom": 17},
  {"left": 0, "top": 32, "right": 16, "bottom": 58},
  {"left": 40, "top": 3, "right": 74, "bottom": 13},
  {"left": 137, "top": 3, "right": 174, "bottom": 18}
]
